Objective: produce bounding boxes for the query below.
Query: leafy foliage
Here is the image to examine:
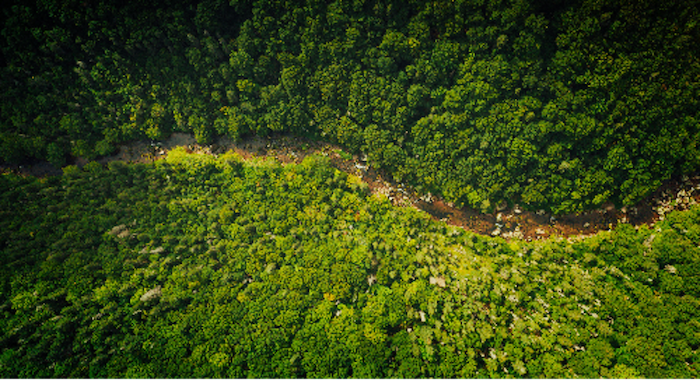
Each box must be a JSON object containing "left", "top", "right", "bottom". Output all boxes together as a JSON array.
[
  {"left": 1, "top": 150, "right": 698, "bottom": 377},
  {"left": 2, "top": 0, "right": 699, "bottom": 212}
]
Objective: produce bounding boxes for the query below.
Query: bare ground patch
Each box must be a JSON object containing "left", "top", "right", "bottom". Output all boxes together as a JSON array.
[{"left": 4, "top": 132, "right": 700, "bottom": 241}]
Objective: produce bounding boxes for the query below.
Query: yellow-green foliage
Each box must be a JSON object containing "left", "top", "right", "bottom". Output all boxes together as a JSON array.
[
  {"left": 2, "top": 0, "right": 699, "bottom": 214},
  {"left": 1, "top": 157, "right": 699, "bottom": 378},
  {"left": 165, "top": 147, "right": 217, "bottom": 169}
]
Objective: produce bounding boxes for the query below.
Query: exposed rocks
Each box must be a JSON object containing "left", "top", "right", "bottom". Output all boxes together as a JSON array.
[
  {"left": 501, "top": 226, "right": 524, "bottom": 240},
  {"left": 17, "top": 131, "right": 700, "bottom": 243},
  {"left": 654, "top": 187, "right": 698, "bottom": 221}
]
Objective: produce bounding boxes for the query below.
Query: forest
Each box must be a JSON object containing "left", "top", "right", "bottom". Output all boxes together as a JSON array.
[
  {"left": 1, "top": 150, "right": 699, "bottom": 377},
  {"left": 2, "top": 0, "right": 700, "bottom": 378},
  {"left": 2, "top": 0, "right": 699, "bottom": 213}
]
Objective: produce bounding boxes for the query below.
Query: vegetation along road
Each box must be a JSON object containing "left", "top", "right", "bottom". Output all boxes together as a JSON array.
[{"left": 2, "top": 0, "right": 699, "bottom": 378}]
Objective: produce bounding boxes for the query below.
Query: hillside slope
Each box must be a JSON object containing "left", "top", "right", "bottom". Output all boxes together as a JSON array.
[
  {"left": 1, "top": 150, "right": 698, "bottom": 378},
  {"left": 2, "top": 0, "right": 699, "bottom": 213}
]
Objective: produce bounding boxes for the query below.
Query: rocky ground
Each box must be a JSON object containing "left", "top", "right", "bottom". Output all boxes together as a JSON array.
[{"left": 4, "top": 132, "right": 700, "bottom": 241}]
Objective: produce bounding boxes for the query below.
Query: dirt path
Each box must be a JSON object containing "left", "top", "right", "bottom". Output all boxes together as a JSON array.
[{"left": 5, "top": 132, "right": 700, "bottom": 241}]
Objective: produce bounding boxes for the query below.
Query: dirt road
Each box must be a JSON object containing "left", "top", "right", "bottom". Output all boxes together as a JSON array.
[{"left": 5, "top": 132, "right": 700, "bottom": 241}]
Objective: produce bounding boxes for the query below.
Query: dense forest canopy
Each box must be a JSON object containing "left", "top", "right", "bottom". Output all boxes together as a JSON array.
[
  {"left": 1, "top": 151, "right": 699, "bottom": 377},
  {"left": 2, "top": 0, "right": 699, "bottom": 213},
  {"left": 3, "top": 1, "right": 700, "bottom": 377}
]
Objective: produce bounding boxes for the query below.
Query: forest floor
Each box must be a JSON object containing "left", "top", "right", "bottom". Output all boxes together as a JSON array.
[{"left": 5, "top": 132, "right": 700, "bottom": 241}]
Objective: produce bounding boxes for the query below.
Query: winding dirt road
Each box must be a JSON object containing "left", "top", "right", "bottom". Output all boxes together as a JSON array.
[{"left": 5, "top": 132, "right": 700, "bottom": 241}]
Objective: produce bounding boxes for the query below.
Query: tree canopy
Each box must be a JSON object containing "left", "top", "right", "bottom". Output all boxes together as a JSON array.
[
  {"left": 1, "top": 150, "right": 699, "bottom": 377},
  {"left": 2, "top": 0, "right": 699, "bottom": 213}
]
